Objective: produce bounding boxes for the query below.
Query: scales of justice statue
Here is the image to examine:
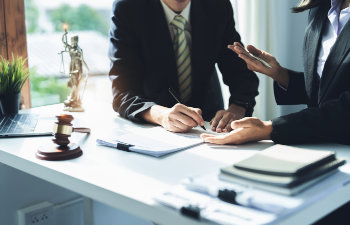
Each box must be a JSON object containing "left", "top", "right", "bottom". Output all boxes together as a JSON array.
[{"left": 59, "top": 24, "right": 89, "bottom": 112}]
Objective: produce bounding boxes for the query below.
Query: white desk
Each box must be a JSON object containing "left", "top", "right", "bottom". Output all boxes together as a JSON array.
[{"left": 1, "top": 104, "right": 350, "bottom": 225}]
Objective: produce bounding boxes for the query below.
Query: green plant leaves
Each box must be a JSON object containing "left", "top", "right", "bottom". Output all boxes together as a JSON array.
[{"left": 0, "top": 55, "right": 30, "bottom": 95}]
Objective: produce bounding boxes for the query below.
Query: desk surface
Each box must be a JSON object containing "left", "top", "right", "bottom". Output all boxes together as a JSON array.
[{"left": 1, "top": 104, "right": 350, "bottom": 225}]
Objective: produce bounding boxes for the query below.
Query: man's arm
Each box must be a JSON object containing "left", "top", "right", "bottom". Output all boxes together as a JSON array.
[
  {"left": 109, "top": 1, "right": 156, "bottom": 122},
  {"left": 212, "top": 0, "right": 259, "bottom": 132},
  {"left": 109, "top": 1, "right": 205, "bottom": 132}
]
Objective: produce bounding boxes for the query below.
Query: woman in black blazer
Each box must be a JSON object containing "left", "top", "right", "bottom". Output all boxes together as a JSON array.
[{"left": 201, "top": 0, "right": 350, "bottom": 146}]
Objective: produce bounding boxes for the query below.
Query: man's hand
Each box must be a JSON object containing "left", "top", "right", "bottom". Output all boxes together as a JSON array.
[
  {"left": 210, "top": 104, "right": 246, "bottom": 133},
  {"left": 141, "top": 104, "right": 204, "bottom": 133},
  {"left": 201, "top": 117, "right": 272, "bottom": 144}
]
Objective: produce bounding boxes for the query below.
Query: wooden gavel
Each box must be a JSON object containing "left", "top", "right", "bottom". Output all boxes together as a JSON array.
[
  {"left": 37, "top": 114, "right": 90, "bottom": 161},
  {"left": 52, "top": 114, "right": 91, "bottom": 147}
]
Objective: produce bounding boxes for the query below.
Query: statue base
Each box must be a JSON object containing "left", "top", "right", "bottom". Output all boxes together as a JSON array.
[
  {"left": 64, "top": 106, "right": 84, "bottom": 112},
  {"left": 64, "top": 99, "right": 84, "bottom": 112}
]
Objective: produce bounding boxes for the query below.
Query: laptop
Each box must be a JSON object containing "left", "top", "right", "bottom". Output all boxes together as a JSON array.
[{"left": 0, "top": 113, "right": 54, "bottom": 138}]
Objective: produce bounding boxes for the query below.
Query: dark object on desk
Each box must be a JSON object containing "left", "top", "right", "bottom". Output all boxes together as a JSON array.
[
  {"left": 168, "top": 88, "right": 206, "bottom": 131},
  {"left": 233, "top": 144, "right": 336, "bottom": 176},
  {"left": 0, "top": 92, "right": 20, "bottom": 115},
  {"left": 0, "top": 113, "right": 53, "bottom": 138},
  {"left": 217, "top": 189, "right": 237, "bottom": 204},
  {"left": 180, "top": 205, "right": 201, "bottom": 220},
  {"left": 220, "top": 145, "right": 346, "bottom": 195},
  {"left": 36, "top": 114, "right": 90, "bottom": 161},
  {"left": 221, "top": 158, "right": 345, "bottom": 187},
  {"left": 0, "top": 56, "right": 29, "bottom": 115}
]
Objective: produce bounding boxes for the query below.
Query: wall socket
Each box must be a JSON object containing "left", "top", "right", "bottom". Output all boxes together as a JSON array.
[{"left": 17, "top": 201, "right": 55, "bottom": 225}]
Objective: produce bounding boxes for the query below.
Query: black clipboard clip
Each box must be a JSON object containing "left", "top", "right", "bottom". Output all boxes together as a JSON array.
[
  {"left": 116, "top": 142, "right": 134, "bottom": 152},
  {"left": 180, "top": 205, "right": 201, "bottom": 220}
]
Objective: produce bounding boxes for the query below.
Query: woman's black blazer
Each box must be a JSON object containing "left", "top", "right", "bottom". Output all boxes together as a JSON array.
[{"left": 271, "top": 1, "right": 350, "bottom": 145}]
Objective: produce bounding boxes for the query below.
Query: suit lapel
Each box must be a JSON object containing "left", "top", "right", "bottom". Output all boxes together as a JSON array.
[
  {"left": 190, "top": 0, "right": 212, "bottom": 101},
  {"left": 147, "top": 0, "right": 179, "bottom": 92},
  {"left": 303, "top": 5, "right": 329, "bottom": 102},
  {"left": 319, "top": 18, "right": 350, "bottom": 103}
]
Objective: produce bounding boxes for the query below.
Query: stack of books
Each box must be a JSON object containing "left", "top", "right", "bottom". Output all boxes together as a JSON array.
[{"left": 220, "top": 144, "right": 346, "bottom": 195}]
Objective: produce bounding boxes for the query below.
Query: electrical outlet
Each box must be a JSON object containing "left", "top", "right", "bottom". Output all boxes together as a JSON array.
[{"left": 18, "top": 201, "right": 55, "bottom": 225}]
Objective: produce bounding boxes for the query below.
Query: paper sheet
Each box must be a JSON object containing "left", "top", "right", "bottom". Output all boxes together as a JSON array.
[{"left": 97, "top": 122, "right": 224, "bottom": 157}]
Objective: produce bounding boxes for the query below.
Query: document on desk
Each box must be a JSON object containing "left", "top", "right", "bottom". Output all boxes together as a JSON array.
[
  {"left": 155, "top": 185, "right": 276, "bottom": 225},
  {"left": 97, "top": 123, "right": 219, "bottom": 157},
  {"left": 155, "top": 169, "right": 350, "bottom": 225}
]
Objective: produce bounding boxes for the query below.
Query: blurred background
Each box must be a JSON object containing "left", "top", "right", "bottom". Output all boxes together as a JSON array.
[{"left": 25, "top": 0, "right": 307, "bottom": 120}]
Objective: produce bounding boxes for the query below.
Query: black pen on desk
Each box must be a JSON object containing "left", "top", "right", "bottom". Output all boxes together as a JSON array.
[
  {"left": 168, "top": 88, "right": 206, "bottom": 131},
  {"left": 184, "top": 182, "right": 287, "bottom": 214}
]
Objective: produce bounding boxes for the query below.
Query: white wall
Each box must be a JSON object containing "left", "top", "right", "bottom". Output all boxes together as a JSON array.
[
  {"left": 265, "top": 0, "right": 308, "bottom": 117},
  {"left": 92, "top": 202, "right": 153, "bottom": 225},
  {"left": 0, "top": 163, "right": 83, "bottom": 225}
]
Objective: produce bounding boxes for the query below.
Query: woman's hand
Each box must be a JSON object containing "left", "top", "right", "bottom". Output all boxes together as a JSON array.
[
  {"left": 228, "top": 42, "right": 289, "bottom": 88},
  {"left": 201, "top": 117, "right": 272, "bottom": 145}
]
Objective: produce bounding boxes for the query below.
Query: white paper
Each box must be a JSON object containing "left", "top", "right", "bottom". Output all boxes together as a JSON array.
[{"left": 96, "top": 122, "right": 223, "bottom": 157}]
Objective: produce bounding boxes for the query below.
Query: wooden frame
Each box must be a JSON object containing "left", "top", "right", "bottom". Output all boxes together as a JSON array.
[{"left": 0, "top": 0, "right": 31, "bottom": 108}]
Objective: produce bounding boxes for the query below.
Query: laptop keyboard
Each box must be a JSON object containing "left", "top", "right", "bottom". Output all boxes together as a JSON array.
[{"left": 0, "top": 114, "right": 39, "bottom": 134}]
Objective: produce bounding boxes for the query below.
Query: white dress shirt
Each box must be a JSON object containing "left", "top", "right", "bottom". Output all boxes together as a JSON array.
[
  {"left": 160, "top": 0, "right": 192, "bottom": 49},
  {"left": 316, "top": 0, "right": 350, "bottom": 77}
]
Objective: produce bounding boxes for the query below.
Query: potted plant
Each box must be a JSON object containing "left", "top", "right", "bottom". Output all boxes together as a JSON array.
[{"left": 0, "top": 56, "right": 30, "bottom": 115}]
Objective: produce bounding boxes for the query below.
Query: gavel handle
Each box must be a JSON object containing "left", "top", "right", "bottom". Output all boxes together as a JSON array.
[{"left": 73, "top": 127, "right": 91, "bottom": 134}]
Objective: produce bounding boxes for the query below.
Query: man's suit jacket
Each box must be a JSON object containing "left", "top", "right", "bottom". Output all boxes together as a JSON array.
[
  {"left": 108, "top": 0, "right": 259, "bottom": 122},
  {"left": 271, "top": 1, "right": 350, "bottom": 145}
]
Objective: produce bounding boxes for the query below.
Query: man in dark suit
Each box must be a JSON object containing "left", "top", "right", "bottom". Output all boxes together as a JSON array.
[{"left": 109, "top": 0, "right": 259, "bottom": 133}]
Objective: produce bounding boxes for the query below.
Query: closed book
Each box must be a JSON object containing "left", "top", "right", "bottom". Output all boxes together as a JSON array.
[
  {"left": 233, "top": 144, "right": 336, "bottom": 176},
  {"left": 221, "top": 158, "right": 346, "bottom": 188},
  {"left": 219, "top": 170, "right": 337, "bottom": 196}
]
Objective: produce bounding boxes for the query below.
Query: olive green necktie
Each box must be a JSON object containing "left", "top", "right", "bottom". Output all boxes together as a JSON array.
[{"left": 171, "top": 15, "right": 192, "bottom": 103}]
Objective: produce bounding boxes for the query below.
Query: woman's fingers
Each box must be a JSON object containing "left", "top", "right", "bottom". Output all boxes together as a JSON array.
[
  {"left": 247, "top": 45, "right": 273, "bottom": 64},
  {"left": 201, "top": 128, "right": 246, "bottom": 145},
  {"left": 246, "top": 45, "right": 263, "bottom": 57},
  {"left": 231, "top": 117, "right": 262, "bottom": 129},
  {"left": 238, "top": 53, "right": 266, "bottom": 71},
  {"left": 201, "top": 133, "right": 232, "bottom": 145}
]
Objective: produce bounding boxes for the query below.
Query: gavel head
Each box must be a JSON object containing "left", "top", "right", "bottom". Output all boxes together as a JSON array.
[{"left": 53, "top": 114, "right": 74, "bottom": 147}]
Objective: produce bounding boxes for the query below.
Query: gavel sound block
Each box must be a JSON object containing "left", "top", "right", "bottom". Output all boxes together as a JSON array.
[{"left": 36, "top": 114, "right": 90, "bottom": 161}]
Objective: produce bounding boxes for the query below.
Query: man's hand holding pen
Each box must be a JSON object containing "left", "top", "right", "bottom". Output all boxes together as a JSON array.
[
  {"left": 142, "top": 86, "right": 249, "bottom": 133},
  {"left": 141, "top": 104, "right": 205, "bottom": 133},
  {"left": 161, "top": 103, "right": 205, "bottom": 133}
]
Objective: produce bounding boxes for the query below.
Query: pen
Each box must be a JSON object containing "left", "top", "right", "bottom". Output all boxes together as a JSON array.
[
  {"left": 249, "top": 53, "right": 272, "bottom": 68},
  {"left": 168, "top": 88, "right": 206, "bottom": 131},
  {"left": 184, "top": 182, "right": 287, "bottom": 214}
]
